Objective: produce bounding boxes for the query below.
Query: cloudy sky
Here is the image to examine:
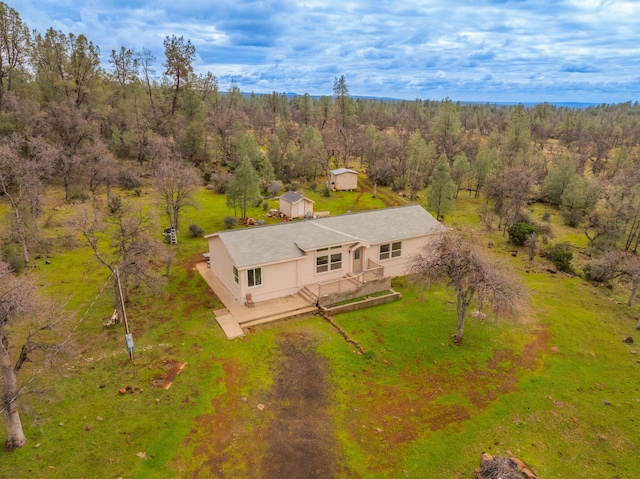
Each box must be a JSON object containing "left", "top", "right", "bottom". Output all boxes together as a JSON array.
[{"left": 15, "top": 0, "right": 640, "bottom": 103}]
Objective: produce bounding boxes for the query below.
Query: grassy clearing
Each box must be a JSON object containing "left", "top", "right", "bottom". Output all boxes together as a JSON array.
[{"left": 1, "top": 186, "right": 639, "bottom": 478}]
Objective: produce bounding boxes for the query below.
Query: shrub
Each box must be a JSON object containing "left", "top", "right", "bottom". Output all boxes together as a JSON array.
[
  {"left": 223, "top": 216, "right": 237, "bottom": 229},
  {"left": 189, "top": 224, "right": 205, "bottom": 237},
  {"left": 107, "top": 194, "right": 122, "bottom": 213},
  {"left": 211, "top": 172, "right": 232, "bottom": 194},
  {"left": 262, "top": 201, "right": 270, "bottom": 211},
  {"left": 118, "top": 169, "right": 141, "bottom": 189},
  {"left": 69, "top": 187, "right": 89, "bottom": 202},
  {"left": 550, "top": 242, "right": 573, "bottom": 273},
  {"left": 321, "top": 186, "right": 331, "bottom": 197},
  {"left": 508, "top": 222, "right": 540, "bottom": 246},
  {"left": 267, "top": 180, "right": 283, "bottom": 198},
  {"left": 2, "top": 245, "right": 26, "bottom": 274}
]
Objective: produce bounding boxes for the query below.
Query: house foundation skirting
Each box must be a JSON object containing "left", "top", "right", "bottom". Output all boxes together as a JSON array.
[
  {"left": 320, "top": 290, "right": 402, "bottom": 315},
  {"left": 317, "top": 277, "right": 392, "bottom": 307}
]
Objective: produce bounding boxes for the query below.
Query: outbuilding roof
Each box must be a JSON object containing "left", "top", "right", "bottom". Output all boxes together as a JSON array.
[
  {"left": 279, "top": 191, "right": 315, "bottom": 204},
  {"left": 207, "top": 205, "right": 445, "bottom": 269},
  {"left": 330, "top": 168, "right": 358, "bottom": 175}
]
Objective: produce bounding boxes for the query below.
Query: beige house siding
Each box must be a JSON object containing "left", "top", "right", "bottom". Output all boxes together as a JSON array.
[
  {"left": 209, "top": 236, "right": 241, "bottom": 303},
  {"left": 243, "top": 260, "right": 300, "bottom": 303},
  {"left": 298, "top": 245, "right": 349, "bottom": 287},
  {"left": 372, "top": 235, "right": 436, "bottom": 277}
]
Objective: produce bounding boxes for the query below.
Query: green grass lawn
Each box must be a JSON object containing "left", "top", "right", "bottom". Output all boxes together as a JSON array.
[{"left": 1, "top": 186, "right": 639, "bottom": 478}]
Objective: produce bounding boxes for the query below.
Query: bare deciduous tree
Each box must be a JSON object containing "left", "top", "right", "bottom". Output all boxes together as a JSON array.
[
  {"left": 0, "top": 134, "right": 53, "bottom": 263},
  {"left": 0, "top": 262, "right": 63, "bottom": 450},
  {"left": 152, "top": 160, "right": 201, "bottom": 232},
  {"left": 79, "top": 202, "right": 165, "bottom": 304},
  {"left": 586, "top": 249, "right": 640, "bottom": 310},
  {"left": 408, "top": 231, "right": 525, "bottom": 344}
]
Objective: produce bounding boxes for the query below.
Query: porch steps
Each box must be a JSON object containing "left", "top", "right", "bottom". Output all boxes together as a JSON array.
[
  {"left": 299, "top": 286, "right": 318, "bottom": 305},
  {"left": 240, "top": 305, "right": 319, "bottom": 329}
]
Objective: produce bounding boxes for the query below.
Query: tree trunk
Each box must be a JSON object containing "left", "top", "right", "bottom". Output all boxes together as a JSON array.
[
  {"left": 4, "top": 189, "right": 30, "bottom": 263},
  {"left": 456, "top": 294, "right": 470, "bottom": 344},
  {"left": 372, "top": 181, "right": 377, "bottom": 198},
  {"left": 627, "top": 281, "right": 638, "bottom": 307},
  {"left": 0, "top": 338, "right": 26, "bottom": 450}
]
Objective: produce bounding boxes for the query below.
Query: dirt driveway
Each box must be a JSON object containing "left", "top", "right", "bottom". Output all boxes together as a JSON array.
[
  {"left": 260, "top": 331, "right": 338, "bottom": 478},
  {"left": 177, "top": 330, "right": 340, "bottom": 478}
]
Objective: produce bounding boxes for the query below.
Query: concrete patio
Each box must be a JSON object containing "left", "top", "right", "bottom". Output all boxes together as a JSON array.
[{"left": 196, "top": 261, "right": 318, "bottom": 339}]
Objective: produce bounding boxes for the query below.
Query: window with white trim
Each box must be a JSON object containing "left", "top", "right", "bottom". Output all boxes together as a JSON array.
[
  {"left": 379, "top": 241, "right": 402, "bottom": 260},
  {"left": 247, "top": 268, "right": 262, "bottom": 287},
  {"left": 233, "top": 266, "right": 238, "bottom": 284},
  {"left": 316, "top": 248, "right": 342, "bottom": 273}
]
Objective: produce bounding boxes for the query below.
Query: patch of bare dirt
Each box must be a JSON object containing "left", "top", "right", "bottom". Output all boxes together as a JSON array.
[
  {"left": 259, "top": 331, "right": 339, "bottom": 478},
  {"left": 151, "top": 360, "right": 186, "bottom": 389},
  {"left": 172, "top": 358, "right": 245, "bottom": 478},
  {"left": 173, "top": 331, "right": 341, "bottom": 478},
  {"left": 346, "top": 327, "right": 550, "bottom": 473}
]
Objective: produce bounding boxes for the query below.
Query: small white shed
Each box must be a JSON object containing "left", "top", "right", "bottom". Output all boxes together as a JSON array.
[
  {"left": 278, "top": 191, "right": 315, "bottom": 219},
  {"left": 329, "top": 168, "right": 358, "bottom": 191}
]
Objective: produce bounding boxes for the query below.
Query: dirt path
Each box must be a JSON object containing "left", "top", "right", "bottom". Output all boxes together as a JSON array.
[
  {"left": 260, "top": 331, "right": 338, "bottom": 478},
  {"left": 357, "top": 178, "right": 408, "bottom": 207},
  {"left": 175, "top": 331, "right": 339, "bottom": 478}
]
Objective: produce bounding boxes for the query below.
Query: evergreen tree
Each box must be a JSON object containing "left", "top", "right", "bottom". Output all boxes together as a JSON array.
[
  {"left": 427, "top": 156, "right": 456, "bottom": 220},
  {"left": 543, "top": 155, "right": 576, "bottom": 206},
  {"left": 451, "top": 152, "right": 471, "bottom": 198},
  {"left": 226, "top": 155, "right": 261, "bottom": 219},
  {"left": 561, "top": 174, "right": 590, "bottom": 227}
]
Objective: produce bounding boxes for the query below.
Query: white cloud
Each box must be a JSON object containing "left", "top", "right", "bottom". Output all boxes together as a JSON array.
[{"left": 14, "top": 0, "right": 640, "bottom": 102}]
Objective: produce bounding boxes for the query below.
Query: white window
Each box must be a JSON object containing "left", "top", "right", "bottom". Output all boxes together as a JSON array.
[
  {"left": 247, "top": 268, "right": 262, "bottom": 287},
  {"left": 353, "top": 248, "right": 361, "bottom": 260},
  {"left": 316, "top": 255, "right": 329, "bottom": 273},
  {"left": 379, "top": 242, "right": 402, "bottom": 260},
  {"left": 316, "top": 248, "right": 342, "bottom": 273},
  {"left": 330, "top": 253, "right": 342, "bottom": 270},
  {"left": 233, "top": 266, "right": 238, "bottom": 284}
]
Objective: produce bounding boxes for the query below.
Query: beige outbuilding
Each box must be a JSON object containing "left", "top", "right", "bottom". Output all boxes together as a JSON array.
[
  {"left": 278, "top": 191, "right": 315, "bottom": 219},
  {"left": 328, "top": 168, "right": 358, "bottom": 191}
]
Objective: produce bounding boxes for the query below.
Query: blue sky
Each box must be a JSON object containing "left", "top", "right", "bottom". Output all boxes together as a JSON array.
[{"left": 16, "top": 0, "right": 640, "bottom": 103}]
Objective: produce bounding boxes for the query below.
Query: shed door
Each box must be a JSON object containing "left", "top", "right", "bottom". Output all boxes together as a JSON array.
[{"left": 298, "top": 201, "right": 304, "bottom": 217}]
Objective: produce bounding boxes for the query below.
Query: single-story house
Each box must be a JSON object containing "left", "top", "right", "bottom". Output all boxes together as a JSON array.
[
  {"left": 279, "top": 191, "right": 315, "bottom": 219},
  {"left": 205, "top": 205, "right": 446, "bottom": 305},
  {"left": 329, "top": 168, "right": 358, "bottom": 191}
]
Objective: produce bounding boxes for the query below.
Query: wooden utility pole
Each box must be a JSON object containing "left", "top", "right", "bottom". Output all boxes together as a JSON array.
[{"left": 114, "top": 265, "right": 134, "bottom": 361}]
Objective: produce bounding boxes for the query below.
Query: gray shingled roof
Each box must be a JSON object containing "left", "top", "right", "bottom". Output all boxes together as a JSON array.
[
  {"left": 211, "top": 205, "right": 445, "bottom": 269},
  {"left": 279, "top": 191, "right": 314, "bottom": 204}
]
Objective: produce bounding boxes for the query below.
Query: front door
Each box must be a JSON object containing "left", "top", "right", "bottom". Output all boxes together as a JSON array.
[
  {"left": 352, "top": 247, "right": 363, "bottom": 273},
  {"left": 298, "top": 201, "right": 305, "bottom": 218}
]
